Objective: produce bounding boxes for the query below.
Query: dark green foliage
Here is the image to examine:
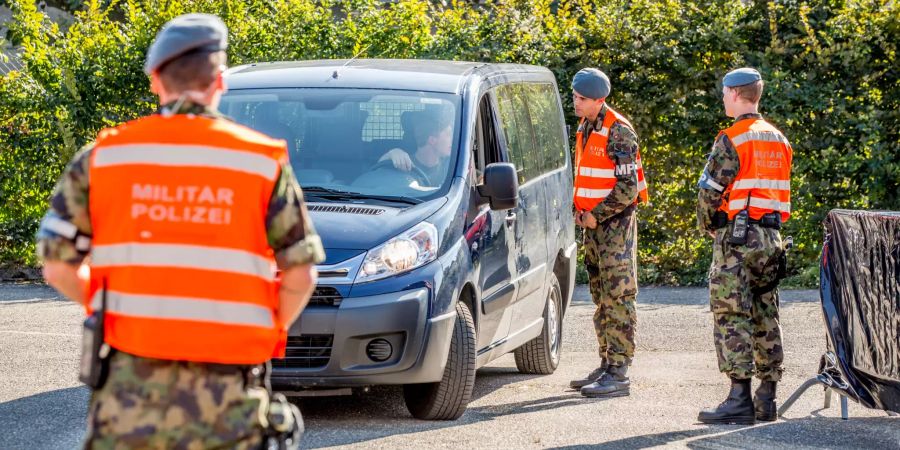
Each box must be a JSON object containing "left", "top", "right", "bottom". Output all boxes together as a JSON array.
[{"left": 2, "top": 0, "right": 897, "bottom": 287}]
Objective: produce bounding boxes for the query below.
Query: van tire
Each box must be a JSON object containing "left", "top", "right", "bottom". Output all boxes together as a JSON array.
[
  {"left": 514, "top": 274, "right": 563, "bottom": 374},
  {"left": 403, "top": 300, "right": 476, "bottom": 420}
]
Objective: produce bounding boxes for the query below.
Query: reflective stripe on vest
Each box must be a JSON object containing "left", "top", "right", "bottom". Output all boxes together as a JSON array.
[
  {"left": 728, "top": 197, "right": 791, "bottom": 213},
  {"left": 717, "top": 118, "right": 793, "bottom": 221},
  {"left": 88, "top": 114, "right": 287, "bottom": 364},
  {"left": 573, "top": 106, "right": 649, "bottom": 212},
  {"left": 93, "top": 144, "right": 279, "bottom": 181},
  {"left": 576, "top": 187, "right": 613, "bottom": 199},
  {"left": 91, "top": 290, "right": 275, "bottom": 328},
  {"left": 92, "top": 243, "right": 276, "bottom": 281}
]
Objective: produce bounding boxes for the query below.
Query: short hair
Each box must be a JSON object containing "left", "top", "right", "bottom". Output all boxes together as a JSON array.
[
  {"left": 157, "top": 49, "right": 226, "bottom": 94},
  {"left": 412, "top": 107, "right": 454, "bottom": 146},
  {"left": 732, "top": 80, "right": 764, "bottom": 104}
]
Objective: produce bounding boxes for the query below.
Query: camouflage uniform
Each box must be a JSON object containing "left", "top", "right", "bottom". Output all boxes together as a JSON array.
[
  {"left": 697, "top": 113, "right": 784, "bottom": 382},
  {"left": 36, "top": 101, "right": 325, "bottom": 448},
  {"left": 581, "top": 103, "right": 640, "bottom": 366}
]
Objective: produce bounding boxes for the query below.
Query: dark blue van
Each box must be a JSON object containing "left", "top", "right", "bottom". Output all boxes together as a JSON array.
[{"left": 220, "top": 60, "right": 576, "bottom": 420}]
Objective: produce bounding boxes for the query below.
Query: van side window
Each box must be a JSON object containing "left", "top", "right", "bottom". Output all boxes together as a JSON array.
[
  {"left": 495, "top": 83, "right": 568, "bottom": 184},
  {"left": 494, "top": 84, "right": 537, "bottom": 184},
  {"left": 522, "top": 83, "right": 567, "bottom": 171}
]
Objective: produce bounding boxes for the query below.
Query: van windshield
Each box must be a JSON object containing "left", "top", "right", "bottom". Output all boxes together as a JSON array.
[{"left": 220, "top": 89, "right": 461, "bottom": 204}]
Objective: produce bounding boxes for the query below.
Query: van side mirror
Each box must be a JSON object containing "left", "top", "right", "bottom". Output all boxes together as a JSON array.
[{"left": 477, "top": 163, "right": 519, "bottom": 210}]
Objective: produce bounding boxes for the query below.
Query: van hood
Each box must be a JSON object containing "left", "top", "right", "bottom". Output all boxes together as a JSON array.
[{"left": 308, "top": 198, "right": 447, "bottom": 265}]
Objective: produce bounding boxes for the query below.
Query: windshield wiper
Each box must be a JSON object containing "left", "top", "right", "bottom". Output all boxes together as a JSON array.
[{"left": 303, "top": 186, "right": 422, "bottom": 205}]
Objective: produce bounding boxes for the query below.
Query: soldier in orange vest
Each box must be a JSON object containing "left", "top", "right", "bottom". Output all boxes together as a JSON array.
[
  {"left": 696, "top": 68, "right": 793, "bottom": 424},
  {"left": 36, "top": 14, "right": 324, "bottom": 448},
  {"left": 567, "top": 68, "right": 649, "bottom": 398}
]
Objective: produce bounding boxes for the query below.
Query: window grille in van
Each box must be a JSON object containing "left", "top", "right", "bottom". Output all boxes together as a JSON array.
[
  {"left": 307, "top": 204, "right": 384, "bottom": 215},
  {"left": 272, "top": 335, "right": 333, "bottom": 369},
  {"left": 309, "top": 286, "right": 343, "bottom": 307},
  {"left": 361, "top": 101, "right": 423, "bottom": 141}
]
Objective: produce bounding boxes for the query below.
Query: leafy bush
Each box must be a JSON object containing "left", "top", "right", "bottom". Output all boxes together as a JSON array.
[{"left": 1, "top": 0, "right": 897, "bottom": 287}]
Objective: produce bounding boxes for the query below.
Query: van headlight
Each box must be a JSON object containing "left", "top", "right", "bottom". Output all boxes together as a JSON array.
[{"left": 355, "top": 222, "right": 438, "bottom": 283}]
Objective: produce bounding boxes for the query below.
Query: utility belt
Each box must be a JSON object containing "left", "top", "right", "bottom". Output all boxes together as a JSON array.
[
  {"left": 709, "top": 212, "right": 793, "bottom": 295},
  {"left": 711, "top": 211, "right": 782, "bottom": 230}
]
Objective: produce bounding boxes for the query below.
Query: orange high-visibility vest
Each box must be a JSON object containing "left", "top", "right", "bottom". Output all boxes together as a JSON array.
[
  {"left": 717, "top": 117, "right": 792, "bottom": 222},
  {"left": 573, "top": 106, "right": 649, "bottom": 212},
  {"left": 87, "top": 113, "right": 289, "bottom": 364}
]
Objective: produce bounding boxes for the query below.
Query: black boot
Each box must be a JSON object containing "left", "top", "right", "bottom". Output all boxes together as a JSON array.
[
  {"left": 754, "top": 381, "right": 777, "bottom": 421},
  {"left": 581, "top": 364, "right": 630, "bottom": 398},
  {"left": 569, "top": 359, "right": 609, "bottom": 389},
  {"left": 698, "top": 378, "right": 755, "bottom": 425}
]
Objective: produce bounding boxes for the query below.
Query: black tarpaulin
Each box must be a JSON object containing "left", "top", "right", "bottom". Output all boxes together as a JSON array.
[{"left": 820, "top": 209, "right": 900, "bottom": 413}]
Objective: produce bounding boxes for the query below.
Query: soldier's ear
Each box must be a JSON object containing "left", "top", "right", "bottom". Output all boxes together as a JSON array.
[
  {"left": 149, "top": 71, "right": 163, "bottom": 96},
  {"left": 214, "top": 71, "right": 226, "bottom": 94}
]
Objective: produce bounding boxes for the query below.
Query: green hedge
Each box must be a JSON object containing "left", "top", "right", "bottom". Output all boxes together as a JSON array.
[{"left": 1, "top": 0, "right": 897, "bottom": 286}]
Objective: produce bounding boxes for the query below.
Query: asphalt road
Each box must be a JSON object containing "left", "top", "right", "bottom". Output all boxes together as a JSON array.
[{"left": 1, "top": 283, "right": 897, "bottom": 449}]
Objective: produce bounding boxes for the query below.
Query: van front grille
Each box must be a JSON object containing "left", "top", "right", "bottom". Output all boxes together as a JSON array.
[
  {"left": 272, "top": 335, "right": 333, "bottom": 369},
  {"left": 309, "top": 286, "right": 342, "bottom": 307}
]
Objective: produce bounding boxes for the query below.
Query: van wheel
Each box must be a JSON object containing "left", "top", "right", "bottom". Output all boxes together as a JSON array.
[
  {"left": 514, "top": 274, "right": 562, "bottom": 374},
  {"left": 403, "top": 300, "right": 476, "bottom": 420}
]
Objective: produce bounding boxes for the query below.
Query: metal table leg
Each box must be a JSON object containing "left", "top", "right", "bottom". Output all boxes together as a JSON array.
[{"left": 778, "top": 377, "right": 822, "bottom": 418}]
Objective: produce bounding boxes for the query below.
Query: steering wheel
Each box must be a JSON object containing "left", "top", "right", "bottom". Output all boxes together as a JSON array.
[{"left": 369, "top": 159, "right": 432, "bottom": 187}]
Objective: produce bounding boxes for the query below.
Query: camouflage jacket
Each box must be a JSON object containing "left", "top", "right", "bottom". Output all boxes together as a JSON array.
[
  {"left": 582, "top": 103, "right": 640, "bottom": 223},
  {"left": 696, "top": 113, "right": 763, "bottom": 232},
  {"left": 36, "top": 100, "right": 325, "bottom": 269}
]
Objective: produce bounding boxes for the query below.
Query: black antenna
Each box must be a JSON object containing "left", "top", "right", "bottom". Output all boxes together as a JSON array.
[{"left": 332, "top": 44, "right": 371, "bottom": 79}]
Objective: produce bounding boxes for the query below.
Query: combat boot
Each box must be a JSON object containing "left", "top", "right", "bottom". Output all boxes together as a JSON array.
[
  {"left": 698, "top": 378, "right": 755, "bottom": 425},
  {"left": 754, "top": 381, "right": 778, "bottom": 421},
  {"left": 580, "top": 363, "right": 629, "bottom": 398},
  {"left": 569, "top": 359, "right": 608, "bottom": 389}
]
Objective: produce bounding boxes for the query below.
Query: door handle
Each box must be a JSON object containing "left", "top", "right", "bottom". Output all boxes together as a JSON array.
[{"left": 505, "top": 212, "right": 517, "bottom": 227}]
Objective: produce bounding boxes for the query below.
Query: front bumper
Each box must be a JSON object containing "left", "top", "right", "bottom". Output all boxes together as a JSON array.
[{"left": 271, "top": 288, "right": 457, "bottom": 389}]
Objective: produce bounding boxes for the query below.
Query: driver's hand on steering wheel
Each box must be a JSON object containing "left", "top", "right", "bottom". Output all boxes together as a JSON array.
[{"left": 379, "top": 148, "right": 414, "bottom": 172}]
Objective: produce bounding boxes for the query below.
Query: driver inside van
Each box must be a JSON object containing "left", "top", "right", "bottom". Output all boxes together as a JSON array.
[{"left": 377, "top": 106, "right": 454, "bottom": 186}]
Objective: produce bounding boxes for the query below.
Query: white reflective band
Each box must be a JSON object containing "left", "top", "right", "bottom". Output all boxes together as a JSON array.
[
  {"left": 91, "top": 290, "right": 274, "bottom": 328},
  {"left": 41, "top": 216, "right": 78, "bottom": 239},
  {"left": 92, "top": 243, "right": 275, "bottom": 280},
  {"left": 94, "top": 144, "right": 279, "bottom": 180},
  {"left": 592, "top": 127, "right": 609, "bottom": 137},
  {"left": 732, "top": 179, "right": 791, "bottom": 191},
  {"left": 576, "top": 188, "right": 612, "bottom": 199},
  {"left": 729, "top": 197, "right": 791, "bottom": 212},
  {"left": 635, "top": 159, "right": 643, "bottom": 170},
  {"left": 579, "top": 167, "right": 615, "bottom": 178},
  {"left": 731, "top": 130, "right": 789, "bottom": 147},
  {"left": 638, "top": 179, "right": 648, "bottom": 192},
  {"left": 703, "top": 175, "right": 725, "bottom": 192}
]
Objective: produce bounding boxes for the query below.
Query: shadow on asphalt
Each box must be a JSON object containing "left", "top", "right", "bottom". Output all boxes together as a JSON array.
[
  {"left": 0, "top": 386, "right": 88, "bottom": 449},
  {"left": 545, "top": 416, "right": 900, "bottom": 450},
  {"left": 299, "top": 366, "right": 588, "bottom": 448}
]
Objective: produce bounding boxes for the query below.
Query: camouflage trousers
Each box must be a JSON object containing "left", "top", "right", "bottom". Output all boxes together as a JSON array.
[
  {"left": 83, "top": 351, "right": 267, "bottom": 450},
  {"left": 583, "top": 205, "right": 638, "bottom": 366},
  {"left": 709, "top": 224, "right": 785, "bottom": 381}
]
